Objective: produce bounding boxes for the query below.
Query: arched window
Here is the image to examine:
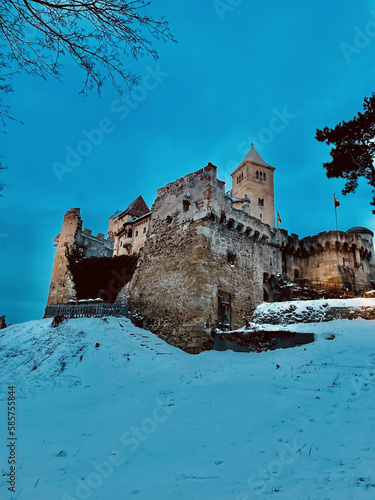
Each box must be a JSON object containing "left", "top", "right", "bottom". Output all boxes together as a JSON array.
[
  {"left": 259, "top": 172, "right": 263, "bottom": 180},
  {"left": 128, "top": 228, "right": 132, "bottom": 238},
  {"left": 256, "top": 171, "right": 259, "bottom": 179},
  {"left": 264, "top": 173, "right": 266, "bottom": 181}
]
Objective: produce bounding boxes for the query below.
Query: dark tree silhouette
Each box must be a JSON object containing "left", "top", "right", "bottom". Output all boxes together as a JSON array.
[
  {"left": 316, "top": 92, "right": 375, "bottom": 213},
  {"left": 0, "top": 1, "right": 175, "bottom": 194}
]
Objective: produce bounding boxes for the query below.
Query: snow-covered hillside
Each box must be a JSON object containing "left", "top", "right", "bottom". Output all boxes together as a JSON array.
[{"left": 1, "top": 310, "right": 375, "bottom": 499}]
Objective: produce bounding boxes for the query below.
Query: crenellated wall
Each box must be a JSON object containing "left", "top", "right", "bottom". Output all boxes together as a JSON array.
[{"left": 277, "top": 230, "right": 373, "bottom": 290}]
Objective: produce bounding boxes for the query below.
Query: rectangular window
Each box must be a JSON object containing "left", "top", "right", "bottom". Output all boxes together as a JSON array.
[{"left": 218, "top": 292, "right": 231, "bottom": 331}]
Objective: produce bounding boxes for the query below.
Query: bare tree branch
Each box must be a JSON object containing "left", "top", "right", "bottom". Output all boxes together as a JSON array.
[{"left": 0, "top": 0, "right": 176, "bottom": 195}]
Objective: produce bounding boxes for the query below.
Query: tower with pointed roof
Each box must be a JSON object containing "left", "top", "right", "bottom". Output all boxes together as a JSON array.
[{"left": 230, "top": 144, "right": 276, "bottom": 227}]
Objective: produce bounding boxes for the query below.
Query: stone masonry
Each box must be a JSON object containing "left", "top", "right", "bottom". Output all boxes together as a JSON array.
[{"left": 46, "top": 208, "right": 114, "bottom": 305}]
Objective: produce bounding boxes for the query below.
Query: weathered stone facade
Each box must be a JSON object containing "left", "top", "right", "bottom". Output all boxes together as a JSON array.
[{"left": 47, "top": 208, "right": 114, "bottom": 305}]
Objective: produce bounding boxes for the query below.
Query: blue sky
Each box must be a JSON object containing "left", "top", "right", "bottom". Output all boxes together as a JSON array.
[{"left": 1, "top": 0, "right": 375, "bottom": 324}]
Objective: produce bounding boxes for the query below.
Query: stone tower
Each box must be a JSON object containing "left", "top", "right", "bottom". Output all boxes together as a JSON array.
[
  {"left": 46, "top": 208, "right": 82, "bottom": 305},
  {"left": 231, "top": 144, "right": 275, "bottom": 227}
]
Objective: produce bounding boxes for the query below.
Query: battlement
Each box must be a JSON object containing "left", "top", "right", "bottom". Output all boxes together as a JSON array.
[
  {"left": 156, "top": 163, "right": 224, "bottom": 198},
  {"left": 150, "top": 165, "right": 375, "bottom": 264},
  {"left": 299, "top": 230, "right": 373, "bottom": 260}
]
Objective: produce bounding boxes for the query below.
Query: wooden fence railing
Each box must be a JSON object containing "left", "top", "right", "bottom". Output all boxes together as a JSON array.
[{"left": 44, "top": 302, "right": 128, "bottom": 319}]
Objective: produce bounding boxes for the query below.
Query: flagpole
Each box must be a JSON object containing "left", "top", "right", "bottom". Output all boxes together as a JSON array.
[{"left": 334, "top": 193, "right": 338, "bottom": 231}]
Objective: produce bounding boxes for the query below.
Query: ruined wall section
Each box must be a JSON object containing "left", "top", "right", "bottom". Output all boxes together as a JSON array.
[
  {"left": 78, "top": 229, "right": 113, "bottom": 258},
  {"left": 47, "top": 210, "right": 114, "bottom": 305},
  {"left": 46, "top": 208, "right": 81, "bottom": 305}
]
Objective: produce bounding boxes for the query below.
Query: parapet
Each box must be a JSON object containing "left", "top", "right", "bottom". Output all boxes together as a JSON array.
[{"left": 156, "top": 163, "right": 224, "bottom": 198}]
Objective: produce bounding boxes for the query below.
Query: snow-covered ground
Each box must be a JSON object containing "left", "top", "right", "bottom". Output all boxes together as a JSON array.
[
  {"left": 253, "top": 298, "right": 375, "bottom": 324},
  {"left": 0, "top": 307, "right": 375, "bottom": 499}
]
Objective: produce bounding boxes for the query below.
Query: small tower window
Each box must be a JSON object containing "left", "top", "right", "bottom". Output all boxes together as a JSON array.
[
  {"left": 143, "top": 227, "right": 147, "bottom": 234},
  {"left": 182, "top": 199, "right": 191, "bottom": 212},
  {"left": 264, "top": 172, "right": 266, "bottom": 181},
  {"left": 259, "top": 172, "right": 263, "bottom": 180},
  {"left": 128, "top": 229, "right": 132, "bottom": 238},
  {"left": 135, "top": 230, "right": 138, "bottom": 237},
  {"left": 256, "top": 171, "right": 259, "bottom": 179},
  {"left": 227, "top": 250, "right": 236, "bottom": 265}
]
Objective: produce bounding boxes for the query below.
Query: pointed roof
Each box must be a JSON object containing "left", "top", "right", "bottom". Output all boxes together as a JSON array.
[
  {"left": 122, "top": 195, "right": 150, "bottom": 218},
  {"left": 110, "top": 195, "right": 150, "bottom": 220},
  {"left": 240, "top": 143, "right": 269, "bottom": 166},
  {"left": 231, "top": 143, "right": 274, "bottom": 177}
]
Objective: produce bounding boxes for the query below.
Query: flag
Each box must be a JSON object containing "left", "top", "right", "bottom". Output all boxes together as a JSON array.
[
  {"left": 277, "top": 211, "right": 282, "bottom": 227},
  {"left": 334, "top": 195, "right": 340, "bottom": 208}
]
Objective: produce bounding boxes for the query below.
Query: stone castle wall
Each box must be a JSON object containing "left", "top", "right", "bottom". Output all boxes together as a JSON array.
[
  {"left": 47, "top": 209, "right": 114, "bottom": 305},
  {"left": 299, "top": 231, "right": 373, "bottom": 289},
  {"left": 47, "top": 208, "right": 81, "bottom": 305},
  {"left": 78, "top": 229, "right": 113, "bottom": 258},
  {"left": 128, "top": 164, "right": 288, "bottom": 352}
]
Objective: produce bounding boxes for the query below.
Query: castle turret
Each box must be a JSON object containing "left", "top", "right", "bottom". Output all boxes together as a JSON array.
[{"left": 231, "top": 144, "right": 275, "bottom": 227}]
